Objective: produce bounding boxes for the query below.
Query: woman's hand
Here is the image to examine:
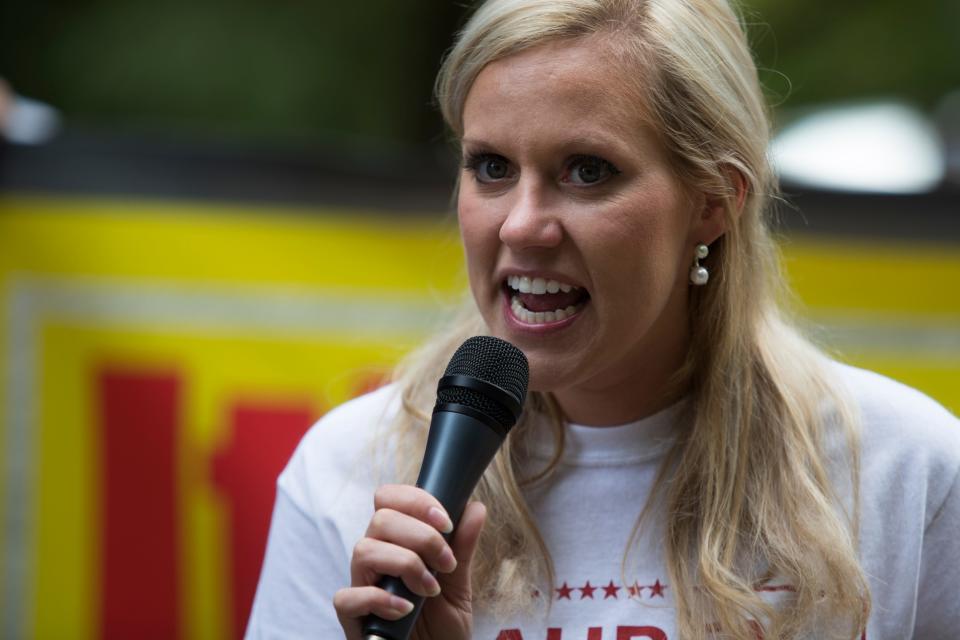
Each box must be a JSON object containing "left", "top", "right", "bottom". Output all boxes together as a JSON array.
[{"left": 334, "top": 484, "right": 487, "bottom": 640}]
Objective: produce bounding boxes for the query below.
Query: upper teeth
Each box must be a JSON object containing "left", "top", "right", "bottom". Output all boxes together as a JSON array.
[{"left": 507, "top": 275, "right": 577, "bottom": 294}]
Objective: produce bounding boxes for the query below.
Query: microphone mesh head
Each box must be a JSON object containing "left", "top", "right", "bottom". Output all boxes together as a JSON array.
[{"left": 437, "top": 336, "right": 529, "bottom": 429}]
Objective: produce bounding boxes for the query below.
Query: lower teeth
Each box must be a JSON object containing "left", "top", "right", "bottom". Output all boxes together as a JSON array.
[{"left": 510, "top": 295, "right": 580, "bottom": 324}]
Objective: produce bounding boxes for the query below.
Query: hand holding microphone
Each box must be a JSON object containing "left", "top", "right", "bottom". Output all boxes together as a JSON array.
[{"left": 334, "top": 336, "right": 529, "bottom": 640}]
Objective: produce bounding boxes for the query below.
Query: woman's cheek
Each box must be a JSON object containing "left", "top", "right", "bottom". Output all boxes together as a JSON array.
[{"left": 459, "top": 205, "right": 500, "bottom": 275}]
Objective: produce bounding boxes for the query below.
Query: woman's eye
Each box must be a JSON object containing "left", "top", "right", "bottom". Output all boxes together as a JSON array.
[
  {"left": 563, "top": 156, "right": 620, "bottom": 185},
  {"left": 464, "top": 153, "right": 512, "bottom": 183}
]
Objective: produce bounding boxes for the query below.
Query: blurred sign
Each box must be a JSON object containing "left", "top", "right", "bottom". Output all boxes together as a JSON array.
[
  {"left": 1, "top": 194, "right": 957, "bottom": 639},
  {"left": 783, "top": 236, "right": 960, "bottom": 411},
  {"left": 0, "top": 195, "right": 464, "bottom": 639}
]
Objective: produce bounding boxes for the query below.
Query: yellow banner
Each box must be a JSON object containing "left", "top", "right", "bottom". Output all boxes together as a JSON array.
[{"left": 1, "top": 194, "right": 957, "bottom": 639}]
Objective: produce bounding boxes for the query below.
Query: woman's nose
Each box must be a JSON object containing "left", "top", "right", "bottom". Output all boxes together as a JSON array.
[{"left": 498, "top": 181, "right": 563, "bottom": 250}]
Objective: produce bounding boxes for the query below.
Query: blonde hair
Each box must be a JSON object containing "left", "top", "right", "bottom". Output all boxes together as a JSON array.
[{"left": 389, "top": 0, "right": 870, "bottom": 637}]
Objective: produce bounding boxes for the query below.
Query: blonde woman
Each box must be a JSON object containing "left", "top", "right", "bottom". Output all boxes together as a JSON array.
[{"left": 246, "top": 1, "right": 960, "bottom": 638}]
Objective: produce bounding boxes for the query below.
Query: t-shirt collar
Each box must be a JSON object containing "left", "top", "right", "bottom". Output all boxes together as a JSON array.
[{"left": 523, "top": 399, "right": 686, "bottom": 466}]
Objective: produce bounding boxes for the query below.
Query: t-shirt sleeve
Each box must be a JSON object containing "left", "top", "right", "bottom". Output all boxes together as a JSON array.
[
  {"left": 244, "top": 483, "right": 349, "bottom": 639},
  {"left": 913, "top": 465, "right": 960, "bottom": 638}
]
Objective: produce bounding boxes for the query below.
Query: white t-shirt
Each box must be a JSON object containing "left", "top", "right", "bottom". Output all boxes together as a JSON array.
[{"left": 245, "top": 364, "right": 960, "bottom": 639}]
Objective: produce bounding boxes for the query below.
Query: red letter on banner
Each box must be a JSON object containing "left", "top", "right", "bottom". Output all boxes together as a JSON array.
[
  {"left": 212, "top": 402, "right": 315, "bottom": 638},
  {"left": 99, "top": 369, "right": 181, "bottom": 640}
]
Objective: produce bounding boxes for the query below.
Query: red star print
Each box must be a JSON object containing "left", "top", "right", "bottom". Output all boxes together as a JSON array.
[
  {"left": 578, "top": 581, "right": 597, "bottom": 599},
  {"left": 628, "top": 582, "right": 643, "bottom": 597},
  {"left": 555, "top": 581, "right": 574, "bottom": 600},
  {"left": 602, "top": 580, "right": 620, "bottom": 599},
  {"left": 648, "top": 579, "right": 667, "bottom": 598}
]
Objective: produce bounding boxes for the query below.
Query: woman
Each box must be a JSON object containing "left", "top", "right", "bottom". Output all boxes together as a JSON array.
[{"left": 246, "top": 1, "right": 960, "bottom": 638}]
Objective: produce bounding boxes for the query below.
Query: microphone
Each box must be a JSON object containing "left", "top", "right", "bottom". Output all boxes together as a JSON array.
[{"left": 362, "top": 335, "right": 529, "bottom": 640}]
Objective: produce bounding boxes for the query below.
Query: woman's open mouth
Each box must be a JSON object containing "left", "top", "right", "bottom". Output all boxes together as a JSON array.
[{"left": 503, "top": 275, "right": 590, "bottom": 326}]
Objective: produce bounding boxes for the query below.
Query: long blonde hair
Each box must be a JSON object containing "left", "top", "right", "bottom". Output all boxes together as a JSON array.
[{"left": 390, "top": 1, "right": 870, "bottom": 637}]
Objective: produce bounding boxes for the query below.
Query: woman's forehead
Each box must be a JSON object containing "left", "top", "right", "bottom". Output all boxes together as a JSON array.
[
  {"left": 475, "top": 36, "right": 647, "bottom": 100},
  {"left": 461, "top": 38, "right": 660, "bottom": 151}
]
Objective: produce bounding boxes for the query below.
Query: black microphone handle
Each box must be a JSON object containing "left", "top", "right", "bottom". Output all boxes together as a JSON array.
[{"left": 362, "top": 409, "right": 506, "bottom": 640}]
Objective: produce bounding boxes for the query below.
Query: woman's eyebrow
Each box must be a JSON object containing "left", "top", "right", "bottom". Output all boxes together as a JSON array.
[
  {"left": 460, "top": 137, "right": 494, "bottom": 149},
  {"left": 461, "top": 133, "right": 633, "bottom": 155}
]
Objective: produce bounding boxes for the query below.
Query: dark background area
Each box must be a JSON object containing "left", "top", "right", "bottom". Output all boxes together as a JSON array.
[
  {"left": 4, "top": 0, "right": 958, "bottom": 142},
  {"left": 1, "top": 0, "right": 959, "bottom": 237},
  {"left": 0, "top": 0, "right": 465, "bottom": 146}
]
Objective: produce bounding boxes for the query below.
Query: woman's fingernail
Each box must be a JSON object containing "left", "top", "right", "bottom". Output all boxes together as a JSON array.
[
  {"left": 422, "top": 570, "right": 441, "bottom": 596},
  {"left": 389, "top": 596, "right": 414, "bottom": 616},
  {"left": 428, "top": 506, "right": 454, "bottom": 533}
]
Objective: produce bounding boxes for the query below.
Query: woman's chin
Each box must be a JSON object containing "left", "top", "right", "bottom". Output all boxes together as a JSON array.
[
  {"left": 478, "top": 306, "right": 590, "bottom": 394},
  {"left": 524, "top": 353, "right": 578, "bottom": 396}
]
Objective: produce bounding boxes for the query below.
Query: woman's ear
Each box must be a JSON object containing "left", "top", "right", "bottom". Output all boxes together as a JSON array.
[
  {"left": 726, "top": 165, "right": 748, "bottom": 215},
  {"left": 692, "top": 165, "right": 747, "bottom": 246}
]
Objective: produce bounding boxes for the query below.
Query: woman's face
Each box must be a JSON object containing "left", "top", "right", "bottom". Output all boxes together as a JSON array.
[{"left": 458, "top": 38, "right": 722, "bottom": 425}]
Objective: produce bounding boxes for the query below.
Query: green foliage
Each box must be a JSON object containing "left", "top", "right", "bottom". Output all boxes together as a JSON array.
[
  {"left": 1, "top": 0, "right": 462, "bottom": 145},
  {"left": 746, "top": 0, "right": 960, "bottom": 108},
  {"left": 1, "top": 0, "right": 956, "bottom": 144}
]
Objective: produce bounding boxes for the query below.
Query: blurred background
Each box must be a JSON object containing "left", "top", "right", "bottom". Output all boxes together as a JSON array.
[{"left": 1, "top": 0, "right": 957, "bottom": 638}]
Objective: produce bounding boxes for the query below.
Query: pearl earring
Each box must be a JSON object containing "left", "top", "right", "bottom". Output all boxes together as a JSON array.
[{"left": 689, "top": 243, "right": 709, "bottom": 286}]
